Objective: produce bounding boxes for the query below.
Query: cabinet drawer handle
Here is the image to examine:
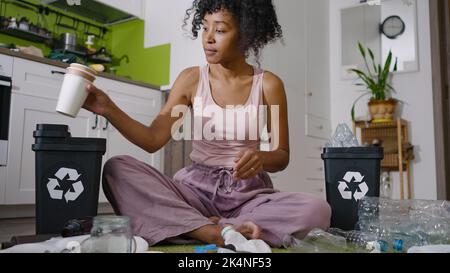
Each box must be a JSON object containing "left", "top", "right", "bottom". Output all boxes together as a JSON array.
[
  {"left": 307, "top": 92, "right": 313, "bottom": 97},
  {"left": 51, "top": 70, "right": 66, "bottom": 75},
  {"left": 317, "top": 125, "right": 324, "bottom": 130},
  {"left": 92, "top": 114, "right": 98, "bottom": 130},
  {"left": 103, "top": 119, "right": 109, "bottom": 131}
]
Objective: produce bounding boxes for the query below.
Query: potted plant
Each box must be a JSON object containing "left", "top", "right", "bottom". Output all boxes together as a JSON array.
[{"left": 350, "top": 42, "right": 398, "bottom": 123}]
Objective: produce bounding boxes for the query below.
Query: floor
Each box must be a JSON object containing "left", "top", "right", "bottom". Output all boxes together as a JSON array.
[
  {"left": 0, "top": 217, "right": 35, "bottom": 244},
  {"left": 0, "top": 218, "right": 287, "bottom": 253}
]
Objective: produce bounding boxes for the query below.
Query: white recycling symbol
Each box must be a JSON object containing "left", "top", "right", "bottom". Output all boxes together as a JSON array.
[
  {"left": 47, "top": 168, "right": 84, "bottom": 203},
  {"left": 338, "top": 171, "right": 369, "bottom": 201}
]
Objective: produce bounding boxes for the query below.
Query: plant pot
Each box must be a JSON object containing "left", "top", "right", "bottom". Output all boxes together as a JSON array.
[{"left": 368, "top": 99, "right": 397, "bottom": 123}]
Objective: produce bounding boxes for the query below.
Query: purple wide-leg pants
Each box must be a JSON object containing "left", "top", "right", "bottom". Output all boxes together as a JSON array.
[{"left": 102, "top": 155, "right": 331, "bottom": 247}]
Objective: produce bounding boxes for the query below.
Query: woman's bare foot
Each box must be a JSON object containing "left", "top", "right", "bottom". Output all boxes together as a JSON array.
[
  {"left": 185, "top": 220, "right": 261, "bottom": 247},
  {"left": 234, "top": 221, "right": 262, "bottom": 240},
  {"left": 186, "top": 224, "right": 224, "bottom": 246}
]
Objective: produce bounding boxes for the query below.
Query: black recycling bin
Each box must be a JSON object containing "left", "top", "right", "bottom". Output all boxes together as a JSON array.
[
  {"left": 32, "top": 124, "right": 106, "bottom": 234},
  {"left": 321, "top": 147, "right": 383, "bottom": 231}
]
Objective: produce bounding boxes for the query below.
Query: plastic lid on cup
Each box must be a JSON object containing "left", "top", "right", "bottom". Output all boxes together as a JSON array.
[
  {"left": 70, "top": 63, "right": 98, "bottom": 76},
  {"left": 66, "top": 67, "right": 96, "bottom": 82}
]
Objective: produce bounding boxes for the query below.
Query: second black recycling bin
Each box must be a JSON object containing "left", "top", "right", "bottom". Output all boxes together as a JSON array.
[
  {"left": 321, "top": 147, "right": 384, "bottom": 231},
  {"left": 32, "top": 124, "right": 106, "bottom": 234}
]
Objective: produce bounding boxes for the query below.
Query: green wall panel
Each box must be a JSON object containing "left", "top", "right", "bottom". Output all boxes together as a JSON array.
[{"left": 0, "top": 0, "right": 170, "bottom": 86}]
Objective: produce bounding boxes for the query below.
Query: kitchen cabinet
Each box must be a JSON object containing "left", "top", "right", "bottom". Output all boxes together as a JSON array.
[
  {"left": 0, "top": 55, "right": 13, "bottom": 76},
  {"left": 303, "top": 0, "right": 330, "bottom": 197},
  {"left": 5, "top": 93, "right": 98, "bottom": 204},
  {"left": 306, "top": 114, "right": 332, "bottom": 140},
  {"left": 305, "top": 0, "right": 331, "bottom": 121},
  {"left": 2, "top": 57, "right": 164, "bottom": 205},
  {"left": 97, "top": 0, "right": 145, "bottom": 20},
  {"left": 94, "top": 77, "right": 163, "bottom": 171},
  {"left": 11, "top": 58, "right": 66, "bottom": 100}
]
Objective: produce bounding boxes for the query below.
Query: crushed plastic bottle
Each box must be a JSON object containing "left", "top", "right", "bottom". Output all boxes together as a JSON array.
[
  {"left": 325, "top": 123, "right": 359, "bottom": 148},
  {"left": 356, "top": 197, "right": 450, "bottom": 247},
  {"left": 327, "top": 228, "right": 382, "bottom": 252},
  {"left": 379, "top": 172, "right": 392, "bottom": 199},
  {"left": 282, "top": 229, "right": 358, "bottom": 253},
  {"left": 220, "top": 226, "right": 271, "bottom": 253},
  {"left": 328, "top": 228, "right": 427, "bottom": 253}
]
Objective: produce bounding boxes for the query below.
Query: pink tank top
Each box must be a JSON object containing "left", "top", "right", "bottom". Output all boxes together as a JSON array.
[{"left": 189, "top": 64, "right": 265, "bottom": 167}]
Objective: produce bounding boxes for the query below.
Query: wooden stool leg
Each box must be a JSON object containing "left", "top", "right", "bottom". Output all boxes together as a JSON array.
[
  {"left": 406, "top": 160, "right": 412, "bottom": 199},
  {"left": 397, "top": 119, "right": 404, "bottom": 200}
]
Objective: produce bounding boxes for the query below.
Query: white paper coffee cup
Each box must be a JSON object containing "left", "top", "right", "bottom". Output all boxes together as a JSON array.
[{"left": 56, "top": 64, "right": 97, "bottom": 118}]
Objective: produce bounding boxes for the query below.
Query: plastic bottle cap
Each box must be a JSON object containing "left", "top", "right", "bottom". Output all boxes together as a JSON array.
[
  {"left": 194, "top": 244, "right": 218, "bottom": 253},
  {"left": 221, "top": 226, "right": 234, "bottom": 238},
  {"left": 393, "top": 239, "right": 404, "bottom": 251}
]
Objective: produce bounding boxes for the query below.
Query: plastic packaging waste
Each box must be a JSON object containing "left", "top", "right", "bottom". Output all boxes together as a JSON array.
[
  {"left": 80, "top": 215, "right": 135, "bottom": 253},
  {"left": 356, "top": 197, "right": 450, "bottom": 247},
  {"left": 379, "top": 172, "right": 392, "bottom": 199},
  {"left": 325, "top": 123, "right": 359, "bottom": 148},
  {"left": 282, "top": 229, "right": 358, "bottom": 253},
  {"left": 327, "top": 228, "right": 382, "bottom": 252},
  {"left": 221, "top": 226, "right": 271, "bottom": 253},
  {"left": 407, "top": 245, "right": 450, "bottom": 253},
  {"left": 328, "top": 227, "right": 426, "bottom": 253},
  {"left": 60, "top": 241, "right": 81, "bottom": 253},
  {"left": 0, "top": 234, "right": 149, "bottom": 253},
  {"left": 61, "top": 217, "right": 93, "bottom": 238}
]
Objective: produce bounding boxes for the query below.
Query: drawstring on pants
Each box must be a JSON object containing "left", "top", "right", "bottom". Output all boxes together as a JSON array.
[{"left": 209, "top": 167, "right": 235, "bottom": 201}]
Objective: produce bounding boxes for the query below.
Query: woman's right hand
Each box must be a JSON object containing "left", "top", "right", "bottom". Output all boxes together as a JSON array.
[{"left": 83, "top": 84, "right": 113, "bottom": 117}]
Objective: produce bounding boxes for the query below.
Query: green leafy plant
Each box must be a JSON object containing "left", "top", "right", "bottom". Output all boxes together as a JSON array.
[{"left": 350, "top": 42, "right": 398, "bottom": 121}]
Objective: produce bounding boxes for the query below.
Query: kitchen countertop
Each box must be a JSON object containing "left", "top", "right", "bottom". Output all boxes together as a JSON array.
[{"left": 0, "top": 47, "right": 163, "bottom": 91}]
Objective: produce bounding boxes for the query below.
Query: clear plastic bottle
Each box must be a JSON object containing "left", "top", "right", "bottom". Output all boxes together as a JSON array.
[
  {"left": 380, "top": 231, "right": 427, "bottom": 252},
  {"left": 356, "top": 197, "right": 450, "bottom": 250},
  {"left": 329, "top": 228, "right": 427, "bottom": 253},
  {"left": 328, "top": 228, "right": 382, "bottom": 252},
  {"left": 380, "top": 172, "right": 392, "bottom": 199},
  {"left": 282, "top": 229, "right": 350, "bottom": 253}
]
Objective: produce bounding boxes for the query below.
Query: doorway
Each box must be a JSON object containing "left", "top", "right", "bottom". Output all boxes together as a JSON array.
[{"left": 430, "top": 0, "right": 450, "bottom": 200}]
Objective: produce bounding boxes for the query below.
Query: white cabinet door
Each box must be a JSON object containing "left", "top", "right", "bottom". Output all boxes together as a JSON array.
[
  {"left": 12, "top": 58, "right": 66, "bottom": 100},
  {"left": 5, "top": 93, "right": 98, "bottom": 204},
  {"left": 95, "top": 78, "right": 163, "bottom": 171},
  {"left": 97, "top": 0, "right": 144, "bottom": 19},
  {"left": 305, "top": 0, "right": 331, "bottom": 121}
]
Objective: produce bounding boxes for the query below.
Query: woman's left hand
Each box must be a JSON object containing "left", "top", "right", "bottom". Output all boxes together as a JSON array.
[{"left": 233, "top": 149, "right": 265, "bottom": 180}]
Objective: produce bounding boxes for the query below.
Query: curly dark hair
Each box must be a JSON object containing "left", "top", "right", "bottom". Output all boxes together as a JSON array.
[{"left": 183, "top": 0, "right": 283, "bottom": 63}]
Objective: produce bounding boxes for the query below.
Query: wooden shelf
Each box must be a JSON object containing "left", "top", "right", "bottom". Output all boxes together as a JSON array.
[
  {"left": 354, "top": 119, "right": 407, "bottom": 129},
  {"left": 382, "top": 153, "right": 408, "bottom": 170},
  {"left": 0, "top": 27, "right": 52, "bottom": 43},
  {"left": 353, "top": 119, "right": 412, "bottom": 200}
]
